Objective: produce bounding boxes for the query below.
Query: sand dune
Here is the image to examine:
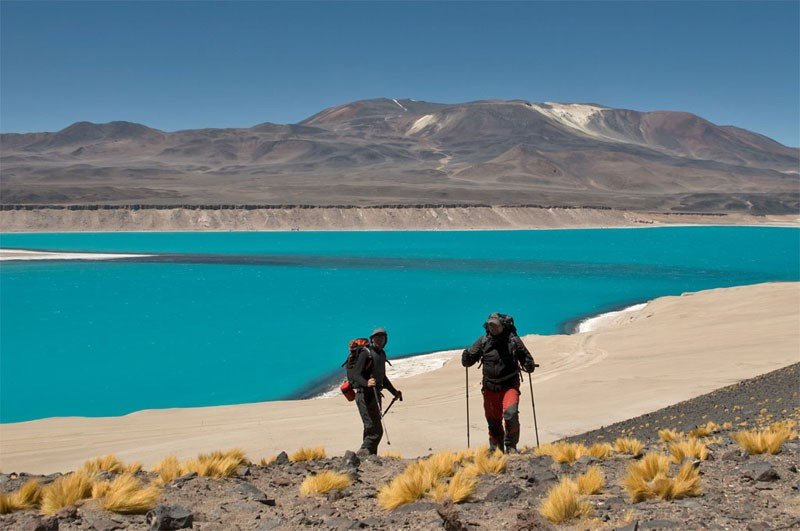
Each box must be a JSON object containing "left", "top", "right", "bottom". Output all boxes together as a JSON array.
[{"left": 1, "top": 282, "right": 797, "bottom": 474}]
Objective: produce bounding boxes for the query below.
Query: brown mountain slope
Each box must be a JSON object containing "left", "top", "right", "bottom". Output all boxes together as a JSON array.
[{"left": 1, "top": 99, "right": 797, "bottom": 213}]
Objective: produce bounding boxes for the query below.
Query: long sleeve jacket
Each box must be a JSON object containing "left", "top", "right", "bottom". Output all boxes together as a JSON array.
[
  {"left": 350, "top": 346, "right": 399, "bottom": 396},
  {"left": 462, "top": 332, "right": 535, "bottom": 391}
]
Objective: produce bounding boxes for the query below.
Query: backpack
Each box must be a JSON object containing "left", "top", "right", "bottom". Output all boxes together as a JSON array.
[
  {"left": 339, "top": 338, "right": 371, "bottom": 401},
  {"left": 484, "top": 312, "right": 518, "bottom": 335}
]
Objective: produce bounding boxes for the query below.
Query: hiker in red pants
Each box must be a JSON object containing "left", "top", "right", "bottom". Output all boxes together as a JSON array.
[{"left": 462, "top": 313, "right": 536, "bottom": 453}]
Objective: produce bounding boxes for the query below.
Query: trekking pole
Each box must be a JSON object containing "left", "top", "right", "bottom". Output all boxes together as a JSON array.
[
  {"left": 373, "top": 387, "right": 391, "bottom": 445},
  {"left": 382, "top": 396, "right": 398, "bottom": 417},
  {"left": 528, "top": 365, "right": 540, "bottom": 447},
  {"left": 465, "top": 366, "right": 471, "bottom": 448}
]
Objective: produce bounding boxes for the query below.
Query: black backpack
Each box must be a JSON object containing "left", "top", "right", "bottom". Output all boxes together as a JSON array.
[{"left": 484, "top": 312, "right": 518, "bottom": 334}]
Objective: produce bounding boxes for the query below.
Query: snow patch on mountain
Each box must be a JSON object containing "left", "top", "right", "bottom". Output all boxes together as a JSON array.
[
  {"left": 392, "top": 99, "right": 408, "bottom": 111},
  {"left": 531, "top": 103, "right": 610, "bottom": 138},
  {"left": 407, "top": 114, "right": 438, "bottom": 135}
]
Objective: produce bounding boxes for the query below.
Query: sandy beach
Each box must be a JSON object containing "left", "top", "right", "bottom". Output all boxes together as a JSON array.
[
  {"left": 1, "top": 281, "right": 798, "bottom": 475},
  {"left": 0, "top": 249, "right": 151, "bottom": 261}
]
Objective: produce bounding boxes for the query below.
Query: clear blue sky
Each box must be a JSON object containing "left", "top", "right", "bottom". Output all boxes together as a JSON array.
[{"left": 2, "top": 1, "right": 798, "bottom": 146}]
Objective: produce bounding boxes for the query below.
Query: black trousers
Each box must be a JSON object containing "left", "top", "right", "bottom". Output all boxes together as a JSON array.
[{"left": 355, "top": 389, "right": 383, "bottom": 454}]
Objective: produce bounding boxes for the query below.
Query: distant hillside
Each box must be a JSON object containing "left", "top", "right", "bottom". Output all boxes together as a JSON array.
[{"left": 2, "top": 99, "right": 798, "bottom": 214}]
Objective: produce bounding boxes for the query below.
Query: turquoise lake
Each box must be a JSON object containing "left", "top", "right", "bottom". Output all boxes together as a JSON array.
[{"left": 1, "top": 227, "right": 798, "bottom": 423}]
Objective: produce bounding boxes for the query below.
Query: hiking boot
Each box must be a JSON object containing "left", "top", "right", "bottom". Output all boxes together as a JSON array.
[
  {"left": 356, "top": 448, "right": 372, "bottom": 458},
  {"left": 489, "top": 442, "right": 504, "bottom": 454},
  {"left": 505, "top": 446, "right": 519, "bottom": 454}
]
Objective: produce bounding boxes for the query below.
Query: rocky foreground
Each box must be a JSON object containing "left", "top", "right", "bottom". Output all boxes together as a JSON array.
[{"left": 2, "top": 363, "right": 798, "bottom": 531}]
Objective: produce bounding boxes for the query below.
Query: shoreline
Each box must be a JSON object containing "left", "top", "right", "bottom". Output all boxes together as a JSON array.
[
  {"left": 2, "top": 281, "right": 797, "bottom": 474},
  {"left": 0, "top": 249, "right": 152, "bottom": 261},
  {"left": 2, "top": 205, "right": 797, "bottom": 233}
]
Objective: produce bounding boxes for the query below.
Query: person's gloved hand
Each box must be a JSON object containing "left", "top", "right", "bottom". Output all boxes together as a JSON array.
[
  {"left": 395, "top": 390, "right": 403, "bottom": 401},
  {"left": 523, "top": 361, "right": 536, "bottom": 373}
]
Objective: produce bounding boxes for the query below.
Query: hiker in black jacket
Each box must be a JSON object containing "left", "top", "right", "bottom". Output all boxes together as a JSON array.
[
  {"left": 350, "top": 327, "right": 403, "bottom": 455},
  {"left": 462, "top": 313, "right": 536, "bottom": 454}
]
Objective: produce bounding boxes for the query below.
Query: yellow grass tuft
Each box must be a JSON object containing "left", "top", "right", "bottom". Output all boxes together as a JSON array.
[
  {"left": 658, "top": 429, "right": 684, "bottom": 443},
  {"left": 40, "top": 470, "right": 94, "bottom": 515},
  {"left": 444, "top": 468, "right": 477, "bottom": 503},
  {"left": 91, "top": 481, "right": 111, "bottom": 499},
  {"left": 289, "top": 447, "right": 327, "bottom": 462},
  {"left": 669, "top": 438, "right": 708, "bottom": 463},
  {"left": 538, "top": 478, "right": 592, "bottom": 524},
  {"left": 377, "top": 460, "right": 437, "bottom": 510},
  {"left": 0, "top": 493, "right": 10, "bottom": 515},
  {"left": 299, "top": 470, "right": 353, "bottom": 496},
  {"left": 425, "top": 451, "right": 458, "bottom": 480},
  {"left": 614, "top": 437, "right": 644, "bottom": 457},
  {"left": 380, "top": 451, "right": 404, "bottom": 459},
  {"left": 100, "top": 474, "right": 161, "bottom": 514},
  {"left": 576, "top": 465, "right": 605, "bottom": 495},
  {"left": 151, "top": 456, "right": 182, "bottom": 485},
  {"left": 182, "top": 448, "right": 246, "bottom": 479},
  {"left": 722, "top": 421, "right": 733, "bottom": 430},
  {"left": 6, "top": 479, "right": 42, "bottom": 511},
  {"left": 588, "top": 442, "right": 614, "bottom": 459},
  {"left": 259, "top": 455, "right": 277, "bottom": 466},
  {"left": 733, "top": 424, "right": 797, "bottom": 455},
  {"left": 464, "top": 447, "right": 507, "bottom": 475},
  {"left": 689, "top": 421, "right": 719, "bottom": 438},
  {"left": 535, "top": 442, "right": 589, "bottom": 464},
  {"left": 623, "top": 452, "right": 701, "bottom": 502},
  {"left": 454, "top": 448, "right": 476, "bottom": 462},
  {"left": 82, "top": 454, "right": 125, "bottom": 474},
  {"left": 123, "top": 462, "right": 143, "bottom": 474},
  {"left": 430, "top": 468, "right": 477, "bottom": 503}
]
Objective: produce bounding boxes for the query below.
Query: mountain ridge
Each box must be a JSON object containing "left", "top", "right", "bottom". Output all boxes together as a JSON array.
[{"left": 1, "top": 99, "right": 797, "bottom": 213}]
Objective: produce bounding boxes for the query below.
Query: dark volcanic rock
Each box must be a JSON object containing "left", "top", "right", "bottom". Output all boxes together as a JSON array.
[
  {"left": 233, "top": 481, "right": 274, "bottom": 505},
  {"left": 20, "top": 515, "right": 59, "bottom": 531},
  {"left": 145, "top": 504, "right": 193, "bottom": 530},
  {"left": 742, "top": 461, "right": 780, "bottom": 482},
  {"left": 89, "top": 518, "right": 125, "bottom": 531},
  {"left": 486, "top": 483, "right": 523, "bottom": 502},
  {"left": 274, "top": 451, "right": 290, "bottom": 465},
  {"left": 341, "top": 450, "right": 361, "bottom": 469}
]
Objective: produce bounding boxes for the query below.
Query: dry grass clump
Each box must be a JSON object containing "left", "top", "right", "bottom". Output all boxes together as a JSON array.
[
  {"left": 538, "top": 478, "right": 592, "bottom": 524},
  {"left": 430, "top": 468, "right": 477, "bottom": 503},
  {"left": 124, "top": 462, "right": 143, "bottom": 474},
  {"left": 182, "top": 448, "right": 246, "bottom": 478},
  {"left": 40, "top": 470, "right": 95, "bottom": 515},
  {"left": 259, "top": 456, "right": 277, "bottom": 466},
  {"left": 289, "top": 447, "right": 327, "bottom": 462},
  {"left": 669, "top": 438, "right": 709, "bottom": 463},
  {"left": 614, "top": 437, "right": 644, "bottom": 457},
  {"left": 377, "top": 460, "right": 438, "bottom": 510},
  {"left": 689, "top": 421, "right": 720, "bottom": 438},
  {"left": 380, "top": 451, "right": 404, "bottom": 459},
  {"left": 588, "top": 443, "right": 614, "bottom": 459},
  {"left": 464, "top": 447, "right": 507, "bottom": 475},
  {"left": 455, "top": 448, "right": 476, "bottom": 462},
  {"left": 151, "top": 456, "right": 182, "bottom": 485},
  {"left": 299, "top": 470, "right": 353, "bottom": 496},
  {"left": 576, "top": 466, "right": 605, "bottom": 495},
  {"left": 82, "top": 455, "right": 125, "bottom": 474},
  {"left": 733, "top": 423, "right": 797, "bottom": 455},
  {"left": 100, "top": 474, "right": 161, "bottom": 514},
  {"left": 658, "top": 429, "right": 684, "bottom": 443},
  {"left": 535, "top": 442, "right": 589, "bottom": 464},
  {"left": 425, "top": 451, "right": 458, "bottom": 479},
  {"left": 378, "top": 449, "right": 485, "bottom": 510},
  {"left": 0, "top": 480, "right": 43, "bottom": 513},
  {"left": 0, "top": 493, "right": 10, "bottom": 515},
  {"left": 623, "top": 452, "right": 701, "bottom": 502},
  {"left": 91, "top": 481, "right": 111, "bottom": 499}
]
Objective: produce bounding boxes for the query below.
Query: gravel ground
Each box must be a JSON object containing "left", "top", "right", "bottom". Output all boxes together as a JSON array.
[{"left": 2, "top": 363, "right": 798, "bottom": 531}]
